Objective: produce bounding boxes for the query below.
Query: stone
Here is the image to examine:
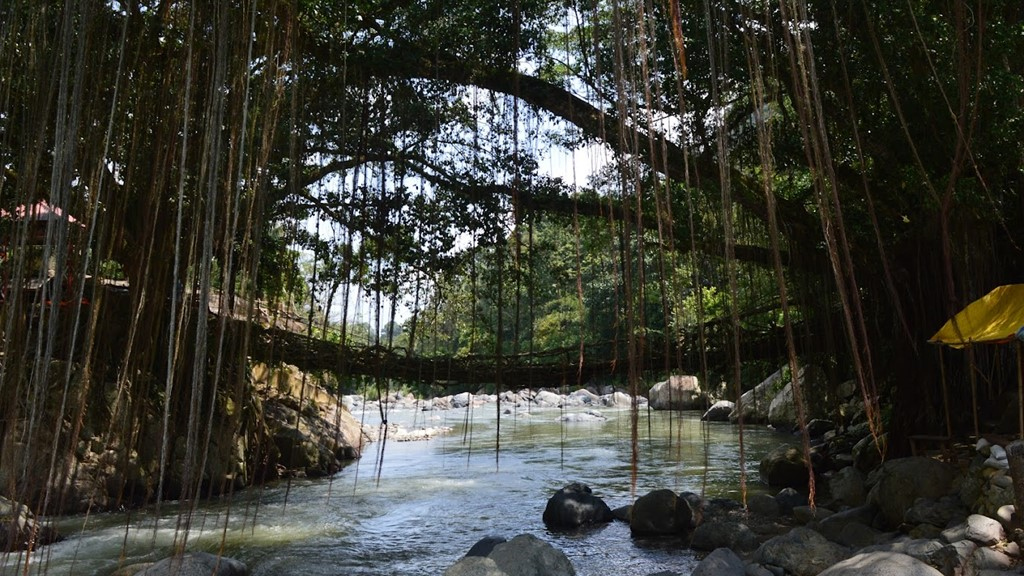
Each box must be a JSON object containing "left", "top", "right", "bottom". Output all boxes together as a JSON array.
[
  {"left": 759, "top": 445, "right": 810, "bottom": 489},
  {"left": 0, "top": 496, "right": 61, "bottom": 552},
  {"left": 702, "top": 400, "right": 735, "bottom": 422},
  {"left": 487, "top": 533, "right": 576, "bottom": 576},
  {"left": 969, "top": 546, "right": 1013, "bottom": 571},
  {"left": 852, "top": 433, "right": 886, "bottom": 473},
  {"left": 829, "top": 466, "right": 866, "bottom": 507},
  {"left": 867, "top": 457, "right": 957, "bottom": 529},
  {"left": 754, "top": 527, "right": 850, "bottom": 576},
  {"left": 534, "top": 391, "right": 563, "bottom": 407},
  {"left": 630, "top": 489, "right": 693, "bottom": 536},
  {"left": 904, "top": 495, "right": 968, "bottom": 528},
  {"left": 816, "top": 551, "right": 943, "bottom": 576},
  {"left": 730, "top": 368, "right": 786, "bottom": 424},
  {"left": 775, "top": 487, "right": 808, "bottom": 514},
  {"left": 138, "top": 552, "right": 248, "bottom": 576},
  {"left": 648, "top": 375, "right": 704, "bottom": 410},
  {"left": 466, "top": 536, "right": 507, "bottom": 557},
  {"left": 691, "top": 547, "right": 746, "bottom": 576},
  {"left": 747, "top": 493, "right": 781, "bottom": 517},
  {"left": 690, "top": 521, "right": 758, "bottom": 553},
  {"left": 444, "top": 556, "right": 506, "bottom": 576},
  {"left": 816, "top": 504, "right": 880, "bottom": 544},
  {"left": 601, "top": 391, "right": 634, "bottom": 408},
  {"left": 542, "top": 483, "right": 614, "bottom": 529},
  {"left": 767, "top": 365, "right": 830, "bottom": 430},
  {"left": 963, "top": 513, "right": 1005, "bottom": 546},
  {"left": 806, "top": 419, "right": 835, "bottom": 439},
  {"left": 792, "top": 505, "right": 833, "bottom": 524},
  {"left": 565, "top": 389, "right": 600, "bottom": 406}
]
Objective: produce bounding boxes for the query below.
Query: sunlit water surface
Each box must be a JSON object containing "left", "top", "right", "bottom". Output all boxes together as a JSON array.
[{"left": 11, "top": 407, "right": 791, "bottom": 575}]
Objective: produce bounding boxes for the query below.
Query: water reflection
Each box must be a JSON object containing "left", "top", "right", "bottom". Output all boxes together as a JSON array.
[{"left": 20, "top": 407, "right": 791, "bottom": 576}]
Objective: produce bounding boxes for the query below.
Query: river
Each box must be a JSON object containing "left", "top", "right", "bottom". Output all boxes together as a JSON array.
[{"left": 13, "top": 405, "right": 791, "bottom": 575}]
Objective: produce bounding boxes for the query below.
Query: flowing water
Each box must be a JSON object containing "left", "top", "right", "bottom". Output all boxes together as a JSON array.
[{"left": 10, "top": 406, "right": 791, "bottom": 575}]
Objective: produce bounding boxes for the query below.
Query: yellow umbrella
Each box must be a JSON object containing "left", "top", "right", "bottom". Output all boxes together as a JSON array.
[{"left": 930, "top": 284, "right": 1024, "bottom": 439}]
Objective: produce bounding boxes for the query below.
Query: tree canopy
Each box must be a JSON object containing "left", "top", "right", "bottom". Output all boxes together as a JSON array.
[{"left": 0, "top": 0, "right": 1022, "bottom": 462}]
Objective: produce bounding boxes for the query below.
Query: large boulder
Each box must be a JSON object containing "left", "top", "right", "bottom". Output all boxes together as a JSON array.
[
  {"left": 648, "top": 375, "right": 704, "bottom": 410},
  {"left": 542, "top": 483, "right": 613, "bottom": 529},
  {"left": 0, "top": 497, "right": 60, "bottom": 551},
  {"left": 867, "top": 457, "right": 957, "bottom": 529},
  {"left": 701, "top": 400, "right": 734, "bottom": 422},
  {"left": 817, "top": 551, "right": 943, "bottom": 576},
  {"left": 445, "top": 534, "right": 576, "bottom": 576},
  {"left": 137, "top": 552, "right": 248, "bottom": 576},
  {"left": 758, "top": 444, "right": 811, "bottom": 489},
  {"left": 629, "top": 489, "right": 695, "bottom": 536},
  {"left": 754, "top": 526, "right": 850, "bottom": 576},
  {"left": 767, "top": 365, "right": 830, "bottom": 430},
  {"left": 729, "top": 368, "right": 784, "bottom": 423}
]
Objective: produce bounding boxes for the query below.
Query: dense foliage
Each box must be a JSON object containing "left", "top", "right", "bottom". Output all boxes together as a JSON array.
[{"left": 0, "top": 0, "right": 1022, "bottom": 457}]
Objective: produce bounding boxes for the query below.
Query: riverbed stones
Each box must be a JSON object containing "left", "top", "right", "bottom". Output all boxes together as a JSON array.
[
  {"left": 867, "top": 456, "right": 957, "bottom": 529},
  {"left": 690, "top": 520, "right": 758, "bottom": 552},
  {"left": 629, "top": 489, "right": 694, "bottom": 536},
  {"left": 0, "top": 496, "right": 60, "bottom": 551},
  {"left": 701, "top": 400, "right": 734, "bottom": 422},
  {"left": 648, "top": 375, "right": 704, "bottom": 410},
  {"left": 767, "top": 365, "right": 829, "bottom": 430},
  {"left": 828, "top": 466, "right": 867, "bottom": 507},
  {"left": 542, "top": 482, "right": 613, "bottom": 529},
  {"left": 446, "top": 534, "right": 576, "bottom": 576},
  {"left": 754, "top": 526, "right": 850, "bottom": 576},
  {"left": 759, "top": 444, "right": 810, "bottom": 489},
  {"left": 816, "top": 551, "right": 943, "bottom": 576},
  {"left": 136, "top": 552, "right": 248, "bottom": 576},
  {"left": 690, "top": 547, "right": 746, "bottom": 576}
]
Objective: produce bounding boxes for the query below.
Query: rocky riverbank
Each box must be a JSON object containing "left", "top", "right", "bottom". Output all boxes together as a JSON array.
[{"left": 441, "top": 435, "right": 1024, "bottom": 576}]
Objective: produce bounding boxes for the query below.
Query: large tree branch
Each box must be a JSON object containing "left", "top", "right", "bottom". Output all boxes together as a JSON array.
[{"left": 329, "top": 44, "right": 820, "bottom": 263}]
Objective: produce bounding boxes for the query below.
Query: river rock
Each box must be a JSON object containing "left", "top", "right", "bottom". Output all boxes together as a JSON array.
[
  {"left": 828, "top": 466, "right": 867, "bottom": 507},
  {"left": 471, "top": 533, "right": 575, "bottom": 576},
  {"left": 754, "top": 526, "right": 850, "bottom": 576},
  {"left": 690, "top": 521, "right": 758, "bottom": 552},
  {"left": 137, "top": 552, "right": 248, "bottom": 576},
  {"left": 556, "top": 411, "right": 606, "bottom": 423},
  {"left": 701, "top": 400, "right": 734, "bottom": 422},
  {"left": 648, "top": 375, "right": 703, "bottom": 410},
  {"left": 534, "top": 390, "right": 563, "bottom": 407},
  {"left": 729, "top": 367, "right": 787, "bottom": 423},
  {"left": 852, "top": 433, "right": 886, "bottom": 473},
  {"left": 904, "top": 494, "right": 967, "bottom": 529},
  {"left": 767, "top": 365, "right": 829, "bottom": 430},
  {"left": 758, "top": 444, "right": 810, "bottom": 489},
  {"left": 817, "top": 551, "right": 943, "bottom": 576},
  {"left": 542, "top": 482, "right": 613, "bottom": 529},
  {"left": 0, "top": 496, "right": 60, "bottom": 551},
  {"left": 867, "top": 457, "right": 957, "bottom": 529},
  {"left": 564, "top": 389, "right": 600, "bottom": 406},
  {"left": 690, "top": 547, "right": 746, "bottom": 576},
  {"left": 630, "top": 489, "right": 694, "bottom": 536},
  {"left": 601, "top": 391, "right": 634, "bottom": 408}
]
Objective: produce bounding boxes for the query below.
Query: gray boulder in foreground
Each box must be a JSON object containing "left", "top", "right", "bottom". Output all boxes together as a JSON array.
[
  {"left": 817, "top": 551, "right": 944, "bottom": 576},
  {"left": 445, "top": 534, "right": 575, "bottom": 576}
]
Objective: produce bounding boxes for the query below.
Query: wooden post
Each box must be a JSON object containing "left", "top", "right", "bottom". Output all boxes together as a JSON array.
[
  {"left": 969, "top": 345, "right": 979, "bottom": 439},
  {"left": 1007, "top": 440, "right": 1024, "bottom": 528}
]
